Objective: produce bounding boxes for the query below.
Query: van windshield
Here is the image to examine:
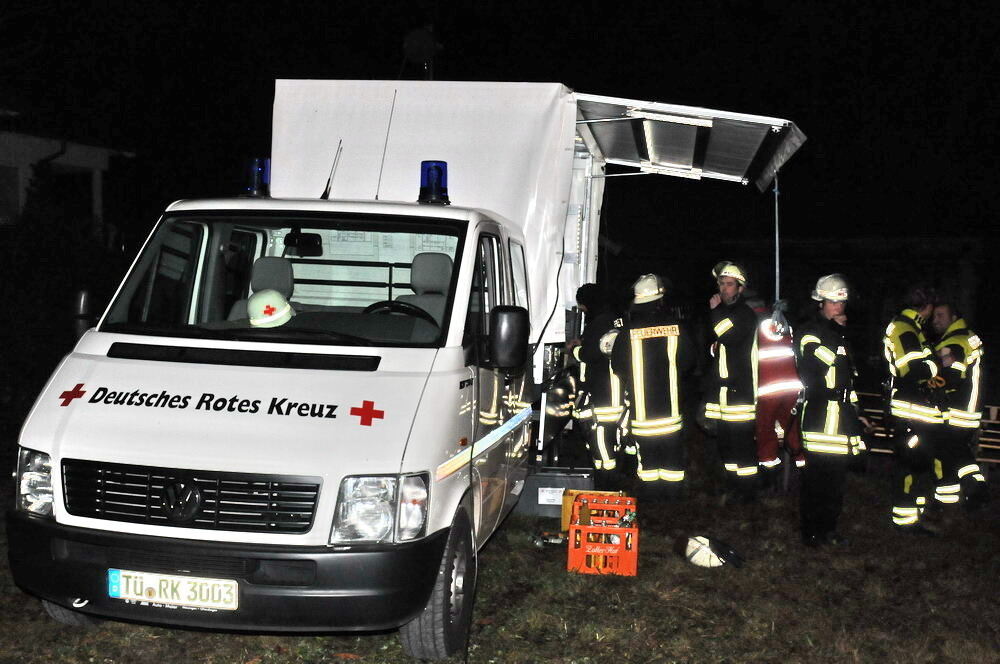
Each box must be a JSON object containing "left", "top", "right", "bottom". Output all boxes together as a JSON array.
[{"left": 102, "top": 212, "right": 464, "bottom": 347}]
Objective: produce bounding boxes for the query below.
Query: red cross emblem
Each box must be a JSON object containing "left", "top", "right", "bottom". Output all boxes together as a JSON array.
[
  {"left": 263, "top": 304, "right": 276, "bottom": 316},
  {"left": 59, "top": 383, "right": 87, "bottom": 407},
  {"left": 350, "top": 400, "right": 384, "bottom": 426}
]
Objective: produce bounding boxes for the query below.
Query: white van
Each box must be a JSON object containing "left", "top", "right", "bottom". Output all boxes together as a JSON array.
[{"left": 8, "top": 81, "right": 803, "bottom": 660}]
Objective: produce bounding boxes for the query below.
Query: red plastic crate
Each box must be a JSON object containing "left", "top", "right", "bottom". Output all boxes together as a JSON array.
[{"left": 567, "top": 494, "right": 638, "bottom": 576}]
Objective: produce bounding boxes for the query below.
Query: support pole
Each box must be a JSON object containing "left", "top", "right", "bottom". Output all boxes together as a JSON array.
[{"left": 773, "top": 171, "right": 780, "bottom": 302}]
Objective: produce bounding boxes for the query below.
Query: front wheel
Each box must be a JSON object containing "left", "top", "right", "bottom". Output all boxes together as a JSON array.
[
  {"left": 42, "top": 599, "right": 103, "bottom": 627},
  {"left": 399, "top": 509, "right": 477, "bottom": 660}
]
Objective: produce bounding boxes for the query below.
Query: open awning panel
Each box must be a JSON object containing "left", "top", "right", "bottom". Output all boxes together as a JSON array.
[{"left": 575, "top": 93, "right": 806, "bottom": 191}]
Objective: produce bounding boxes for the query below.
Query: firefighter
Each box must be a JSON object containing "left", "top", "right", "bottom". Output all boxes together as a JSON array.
[
  {"left": 705, "top": 261, "right": 759, "bottom": 503},
  {"left": 795, "top": 275, "right": 866, "bottom": 547},
  {"left": 611, "top": 274, "right": 694, "bottom": 497},
  {"left": 573, "top": 284, "right": 626, "bottom": 489},
  {"left": 750, "top": 296, "right": 805, "bottom": 486},
  {"left": 930, "top": 301, "right": 989, "bottom": 511},
  {"left": 883, "top": 286, "right": 943, "bottom": 534}
]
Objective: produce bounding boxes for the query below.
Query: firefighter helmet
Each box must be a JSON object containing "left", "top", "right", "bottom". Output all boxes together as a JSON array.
[
  {"left": 712, "top": 261, "right": 747, "bottom": 285},
  {"left": 599, "top": 329, "right": 620, "bottom": 356},
  {"left": 685, "top": 535, "right": 744, "bottom": 568},
  {"left": 632, "top": 273, "right": 665, "bottom": 304},
  {"left": 248, "top": 289, "right": 295, "bottom": 327},
  {"left": 811, "top": 274, "right": 850, "bottom": 302}
]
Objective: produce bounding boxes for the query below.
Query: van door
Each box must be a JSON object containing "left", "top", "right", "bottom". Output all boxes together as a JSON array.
[
  {"left": 501, "top": 239, "right": 531, "bottom": 503},
  {"left": 464, "top": 231, "right": 508, "bottom": 544}
]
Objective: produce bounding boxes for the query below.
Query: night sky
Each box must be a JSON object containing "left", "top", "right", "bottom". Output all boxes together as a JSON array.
[{"left": 4, "top": 1, "right": 998, "bottom": 326}]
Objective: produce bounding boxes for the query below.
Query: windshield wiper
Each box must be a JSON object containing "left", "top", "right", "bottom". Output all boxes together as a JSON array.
[{"left": 222, "top": 327, "right": 373, "bottom": 346}]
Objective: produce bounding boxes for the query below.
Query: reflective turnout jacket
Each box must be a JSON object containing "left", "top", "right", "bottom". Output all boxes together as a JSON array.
[
  {"left": 611, "top": 306, "right": 694, "bottom": 437},
  {"left": 706, "top": 297, "right": 758, "bottom": 422},
  {"left": 935, "top": 317, "right": 984, "bottom": 430},
  {"left": 883, "top": 309, "right": 941, "bottom": 424},
  {"left": 795, "top": 315, "right": 864, "bottom": 455},
  {"left": 576, "top": 311, "right": 625, "bottom": 424}
]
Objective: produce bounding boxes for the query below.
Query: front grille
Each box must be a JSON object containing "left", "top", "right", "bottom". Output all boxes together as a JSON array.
[{"left": 62, "top": 459, "right": 321, "bottom": 534}]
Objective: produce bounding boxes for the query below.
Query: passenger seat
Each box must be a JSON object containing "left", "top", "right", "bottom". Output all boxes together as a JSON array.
[{"left": 227, "top": 257, "right": 295, "bottom": 321}]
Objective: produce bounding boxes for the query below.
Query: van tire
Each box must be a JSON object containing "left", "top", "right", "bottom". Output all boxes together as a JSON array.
[
  {"left": 42, "top": 600, "right": 103, "bottom": 627},
  {"left": 399, "top": 509, "right": 476, "bottom": 660}
]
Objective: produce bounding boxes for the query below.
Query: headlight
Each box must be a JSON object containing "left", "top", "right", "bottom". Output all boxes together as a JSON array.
[
  {"left": 331, "top": 477, "right": 397, "bottom": 543},
  {"left": 330, "top": 473, "right": 430, "bottom": 544},
  {"left": 16, "top": 448, "right": 53, "bottom": 517}
]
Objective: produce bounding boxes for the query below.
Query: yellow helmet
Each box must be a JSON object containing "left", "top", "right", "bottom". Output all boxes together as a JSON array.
[
  {"left": 248, "top": 289, "right": 295, "bottom": 327},
  {"left": 712, "top": 261, "right": 747, "bottom": 286}
]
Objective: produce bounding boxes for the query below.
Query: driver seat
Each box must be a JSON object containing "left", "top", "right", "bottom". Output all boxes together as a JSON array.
[{"left": 396, "top": 252, "right": 452, "bottom": 325}]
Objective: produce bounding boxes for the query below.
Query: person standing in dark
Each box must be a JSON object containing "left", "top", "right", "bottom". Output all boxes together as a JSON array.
[
  {"left": 573, "top": 284, "right": 626, "bottom": 489},
  {"left": 795, "top": 274, "right": 867, "bottom": 547},
  {"left": 704, "top": 261, "right": 759, "bottom": 504},
  {"left": 883, "top": 286, "right": 943, "bottom": 535},
  {"left": 611, "top": 274, "right": 695, "bottom": 498},
  {"left": 930, "top": 300, "right": 989, "bottom": 512}
]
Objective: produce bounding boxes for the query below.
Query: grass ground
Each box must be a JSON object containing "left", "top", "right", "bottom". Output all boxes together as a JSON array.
[{"left": 2, "top": 441, "right": 999, "bottom": 663}]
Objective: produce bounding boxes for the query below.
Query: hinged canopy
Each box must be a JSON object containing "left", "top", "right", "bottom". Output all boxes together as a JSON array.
[{"left": 575, "top": 93, "right": 806, "bottom": 191}]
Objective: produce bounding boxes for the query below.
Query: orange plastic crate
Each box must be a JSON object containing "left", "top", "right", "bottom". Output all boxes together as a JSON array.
[{"left": 567, "top": 494, "right": 638, "bottom": 576}]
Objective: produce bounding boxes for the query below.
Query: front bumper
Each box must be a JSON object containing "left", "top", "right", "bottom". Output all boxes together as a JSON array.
[{"left": 6, "top": 511, "right": 447, "bottom": 632}]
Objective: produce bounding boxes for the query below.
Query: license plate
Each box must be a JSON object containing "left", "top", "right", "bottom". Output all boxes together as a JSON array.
[{"left": 108, "top": 569, "right": 239, "bottom": 610}]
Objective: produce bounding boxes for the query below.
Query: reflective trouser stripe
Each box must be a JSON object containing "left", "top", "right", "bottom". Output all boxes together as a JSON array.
[
  {"left": 724, "top": 463, "right": 759, "bottom": 477},
  {"left": 892, "top": 507, "right": 919, "bottom": 526},
  {"left": 934, "top": 483, "right": 961, "bottom": 504},
  {"left": 956, "top": 463, "right": 982, "bottom": 479},
  {"left": 593, "top": 426, "right": 616, "bottom": 470},
  {"left": 638, "top": 468, "right": 685, "bottom": 482}
]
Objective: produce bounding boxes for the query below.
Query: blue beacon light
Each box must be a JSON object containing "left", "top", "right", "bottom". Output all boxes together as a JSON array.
[
  {"left": 418, "top": 160, "right": 450, "bottom": 205},
  {"left": 245, "top": 157, "right": 271, "bottom": 197}
]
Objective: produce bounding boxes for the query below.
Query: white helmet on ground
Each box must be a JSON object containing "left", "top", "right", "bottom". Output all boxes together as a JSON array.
[
  {"left": 684, "top": 535, "right": 744, "bottom": 568},
  {"left": 811, "top": 274, "right": 849, "bottom": 302},
  {"left": 632, "top": 273, "right": 665, "bottom": 304},
  {"left": 248, "top": 289, "right": 295, "bottom": 327}
]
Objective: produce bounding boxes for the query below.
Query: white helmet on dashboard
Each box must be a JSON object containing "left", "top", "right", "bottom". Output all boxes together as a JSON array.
[{"left": 248, "top": 289, "right": 295, "bottom": 328}]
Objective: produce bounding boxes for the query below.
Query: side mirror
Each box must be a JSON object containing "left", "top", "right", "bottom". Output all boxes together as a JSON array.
[{"left": 489, "top": 306, "right": 529, "bottom": 370}]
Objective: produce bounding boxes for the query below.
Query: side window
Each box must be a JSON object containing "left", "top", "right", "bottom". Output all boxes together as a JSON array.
[
  {"left": 464, "top": 235, "right": 502, "bottom": 358},
  {"left": 510, "top": 240, "right": 529, "bottom": 314},
  {"left": 127, "top": 221, "right": 205, "bottom": 325}
]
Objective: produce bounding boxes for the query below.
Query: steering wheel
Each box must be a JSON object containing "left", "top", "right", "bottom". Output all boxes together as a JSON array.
[{"left": 362, "top": 300, "right": 439, "bottom": 327}]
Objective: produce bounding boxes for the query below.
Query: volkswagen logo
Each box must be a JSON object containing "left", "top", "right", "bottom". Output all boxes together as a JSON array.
[{"left": 161, "top": 480, "right": 202, "bottom": 524}]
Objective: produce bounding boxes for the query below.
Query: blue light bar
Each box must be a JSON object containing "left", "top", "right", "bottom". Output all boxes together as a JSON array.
[{"left": 418, "top": 160, "right": 449, "bottom": 205}]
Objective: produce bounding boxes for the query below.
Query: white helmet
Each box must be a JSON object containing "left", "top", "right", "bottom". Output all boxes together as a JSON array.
[
  {"left": 811, "top": 274, "right": 849, "bottom": 302},
  {"left": 684, "top": 535, "right": 744, "bottom": 568},
  {"left": 599, "top": 329, "right": 620, "bottom": 356},
  {"left": 632, "top": 273, "right": 665, "bottom": 304},
  {"left": 248, "top": 289, "right": 295, "bottom": 327},
  {"left": 712, "top": 261, "right": 747, "bottom": 286}
]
